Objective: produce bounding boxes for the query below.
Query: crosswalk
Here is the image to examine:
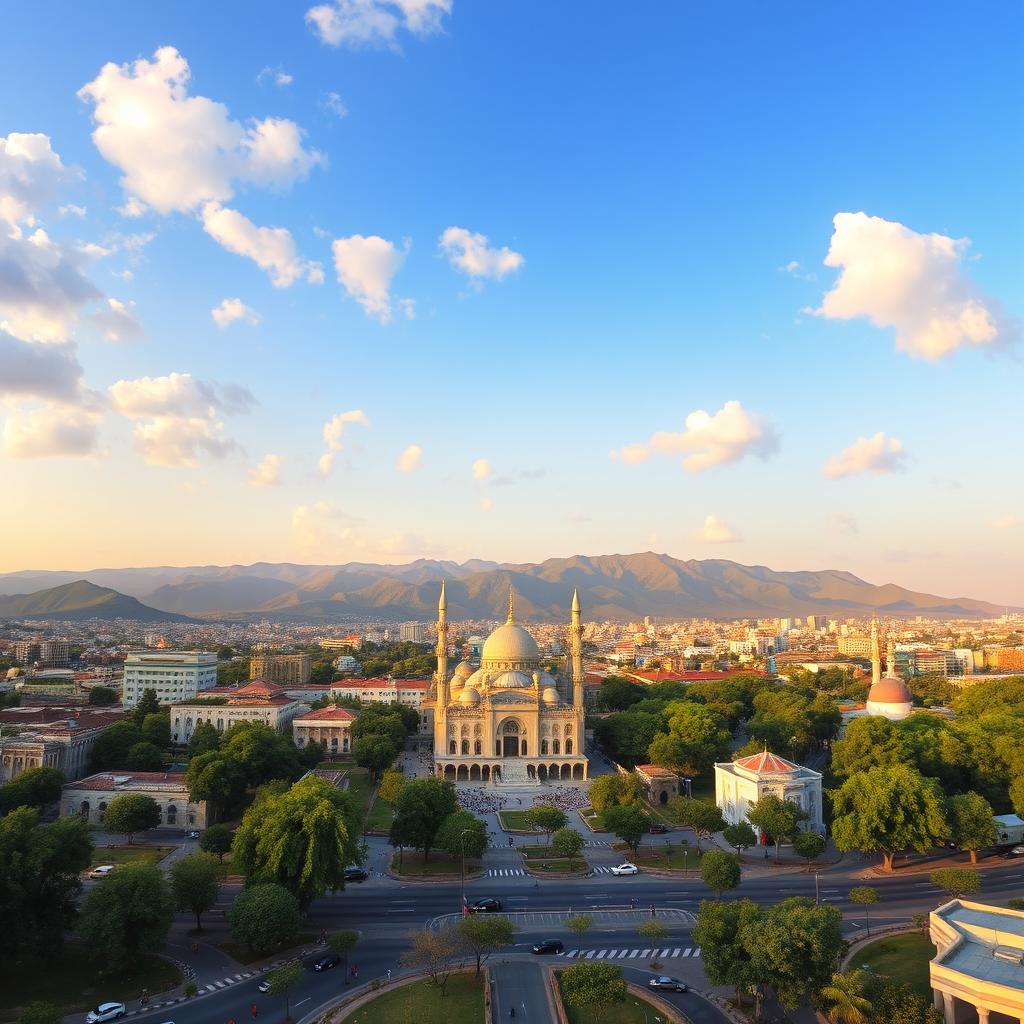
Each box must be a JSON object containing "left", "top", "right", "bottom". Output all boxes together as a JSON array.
[
  {"left": 558, "top": 947, "right": 701, "bottom": 960},
  {"left": 487, "top": 868, "right": 527, "bottom": 877}
]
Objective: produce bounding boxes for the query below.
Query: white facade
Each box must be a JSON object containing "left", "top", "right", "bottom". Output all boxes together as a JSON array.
[
  {"left": 329, "top": 677, "right": 428, "bottom": 707},
  {"left": 122, "top": 651, "right": 218, "bottom": 707},
  {"left": 714, "top": 750, "right": 824, "bottom": 834},
  {"left": 62, "top": 771, "right": 208, "bottom": 829},
  {"left": 171, "top": 680, "right": 307, "bottom": 744}
]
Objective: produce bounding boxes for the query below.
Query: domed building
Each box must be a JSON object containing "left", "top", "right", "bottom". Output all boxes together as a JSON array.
[
  {"left": 866, "top": 615, "right": 913, "bottom": 721},
  {"left": 424, "top": 585, "right": 588, "bottom": 785}
]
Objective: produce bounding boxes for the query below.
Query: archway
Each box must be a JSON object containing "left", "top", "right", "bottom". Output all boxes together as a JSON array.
[
  {"left": 499, "top": 719, "right": 522, "bottom": 757},
  {"left": 444, "top": 764, "right": 455, "bottom": 780},
  {"left": 537, "top": 764, "right": 548, "bottom": 781},
  {"left": 457, "top": 765, "right": 469, "bottom": 781},
  {"left": 470, "top": 764, "right": 480, "bottom": 781},
  {"left": 659, "top": 789, "right": 669, "bottom": 804},
  {"left": 552, "top": 739, "right": 560, "bottom": 754},
  {"left": 492, "top": 765, "right": 501, "bottom": 782},
  {"left": 461, "top": 739, "right": 469, "bottom": 754},
  {"left": 527, "top": 764, "right": 536, "bottom": 779},
  {"left": 482, "top": 765, "right": 490, "bottom": 782},
  {"left": 561, "top": 764, "right": 572, "bottom": 780},
  {"left": 573, "top": 764, "right": 584, "bottom": 780}
]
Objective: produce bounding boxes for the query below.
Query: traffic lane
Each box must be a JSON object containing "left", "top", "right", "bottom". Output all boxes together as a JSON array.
[
  {"left": 491, "top": 961, "right": 556, "bottom": 1023},
  {"left": 620, "top": 965, "right": 731, "bottom": 1024}
]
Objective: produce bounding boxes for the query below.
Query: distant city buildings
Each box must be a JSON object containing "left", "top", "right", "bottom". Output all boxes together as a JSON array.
[
  {"left": 13, "top": 639, "right": 70, "bottom": 667},
  {"left": 248, "top": 652, "right": 311, "bottom": 685},
  {"left": 122, "top": 650, "right": 218, "bottom": 707},
  {"left": 329, "top": 677, "right": 428, "bottom": 708},
  {"left": 399, "top": 622, "right": 427, "bottom": 643},
  {"left": 170, "top": 679, "right": 308, "bottom": 744}
]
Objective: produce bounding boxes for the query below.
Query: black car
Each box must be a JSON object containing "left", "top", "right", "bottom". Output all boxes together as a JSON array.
[
  {"left": 531, "top": 940, "right": 564, "bottom": 955},
  {"left": 649, "top": 976, "right": 688, "bottom": 992},
  {"left": 312, "top": 953, "right": 341, "bottom": 972},
  {"left": 649, "top": 823, "right": 669, "bottom": 834},
  {"left": 469, "top": 897, "right": 502, "bottom": 913},
  {"left": 344, "top": 866, "right": 369, "bottom": 882}
]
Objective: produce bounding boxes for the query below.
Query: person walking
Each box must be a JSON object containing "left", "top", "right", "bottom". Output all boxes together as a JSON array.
[{"left": 250, "top": 1005, "right": 258, "bottom": 1020}]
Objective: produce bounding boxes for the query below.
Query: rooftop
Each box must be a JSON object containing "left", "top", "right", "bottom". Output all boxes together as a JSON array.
[
  {"left": 330, "top": 677, "right": 428, "bottom": 690},
  {"left": 294, "top": 706, "right": 359, "bottom": 722},
  {"left": 65, "top": 771, "right": 189, "bottom": 793},
  {"left": 933, "top": 900, "right": 1024, "bottom": 991}
]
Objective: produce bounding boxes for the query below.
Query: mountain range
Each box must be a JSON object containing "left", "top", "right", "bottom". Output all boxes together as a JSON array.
[{"left": 0, "top": 553, "right": 1011, "bottom": 622}]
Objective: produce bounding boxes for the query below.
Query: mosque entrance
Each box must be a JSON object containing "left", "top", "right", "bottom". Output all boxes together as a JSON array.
[{"left": 500, "top": 719, "right": 522, "bottom": 757}]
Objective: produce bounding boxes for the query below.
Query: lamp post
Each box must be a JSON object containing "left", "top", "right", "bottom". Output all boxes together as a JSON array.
[
  {"left": 460, "top": 828, "right": 473, "bottom": 915},
  {"left": 683, "top": 848, "right": 688, "bottom": 876},
  {"left": 634, "top": 1002, "right": 648, "bottom": 1024},
  {"left": 814, "top": 871, "right": 820, "bottom": 905}
]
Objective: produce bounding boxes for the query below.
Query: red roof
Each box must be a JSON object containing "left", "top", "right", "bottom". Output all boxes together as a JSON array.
[
  {"left": 629, "top": 670, "right": 770, "bottom": 683},
  {"left": 634, "top": 764, "right": 677, "bottom": 778},
  {"left": 0, "top": 707, "right": 124, "bottom": 730},
  {"left": 233, "top": 679, "right": 288, "bottom": 696},
  {"left": 733, "top": 750, "right": 799, "bottom": 774},
  {"left": 331, "top": 677, "right": 428, "bottom": 690},
  {"left": 295, "top": 706, "right": 358, "bottom": 722},
  {"left": 66, "top": 771, "right": 187, "bottom": 791}
]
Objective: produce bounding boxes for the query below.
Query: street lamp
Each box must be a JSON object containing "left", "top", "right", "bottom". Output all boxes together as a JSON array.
[
  {"left": 634, "top": 1002, "right": 648, "bottom": 1024},
  {"left": 814, "top": 871, "right": 820, "bottom": 905},
  {"left": 460, "top": 828, "right": 473, "bottom": 915},
  {"left": 683, "top": 848, "right": 688, "bottom": 876}
]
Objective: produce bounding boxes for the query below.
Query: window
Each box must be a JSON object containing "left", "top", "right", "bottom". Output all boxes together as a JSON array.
[{"left": 166, "top": 805, "right": 177, "bottom": 825}]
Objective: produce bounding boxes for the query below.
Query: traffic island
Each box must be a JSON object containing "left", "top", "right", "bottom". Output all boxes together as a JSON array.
[
  {"left": 578, "top": 807, "right": 608, "bottom": 832},
  {"left": 390, "top": 850, "right": 483, "bottom": 880},
  {"left": 847, "top": 931, "right": 935, "bottom": 999},
  {"left": 521, "top": 845, "right": 590, "bottom": 877},
  {"left": 496, "top": 810, "right": 543, "bottom": 833},
  {"left": 548, "top": 967, "right": 686, "bottom": 1024},
  {"left": 332, "top": 970, "right": 486, "bottom": 1024}
]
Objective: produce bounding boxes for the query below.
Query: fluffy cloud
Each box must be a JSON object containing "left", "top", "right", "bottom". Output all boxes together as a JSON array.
[
  {"left": 810, "top": 211, "right": 1013, "bottom": 360},
  {"left": 306, "top": 0, "right": 451, "bottom": 48},
  {"left": 823, "top": 432, "right": 907, "bottom": 479},
  {"left": 439, "top": 226, "right": 524, "bottom": 281},
  {"left": 319, "top": 408, "right": 368, "bottom": 475},
  {"left": 613, "top": 400, "right": 778, "bottom": 473},
  {"left": 79, "top": 47, "right": 324, "bottom": 216},
  {"left": 257, "top": 67, "right": 293, "bottom": 87},
  {"left": 0, "top": 133, "right": 81, "bottom": 226},
  {"left": 989, "top": 515, "right": 1022, "bottom": 530},
  {"left": 3, "top": 403, "right": 102, "bottom": 459},
  {"left": 693, "top": 514, "right": 741, "bottom": 544},
  {"left": 396, "top": 444, "right": 422, "bottom": 473},
  {"left": 332, "top": 234, "right": 406, "bottom": 322},
  {"left": 249, "top": 453, "right": 284, "bottom": 486},
  {"left": 212, "top": 297, "right": 262, "bottom": 329},
  {"left": 92, "top": 297, "right": 143, "bottom": 342},
  {"left": 0, "top": 330, "right": 84, "bottom": 401},
  {"left": 202, "top": 203, "right": 323, "bottom": 287},
  {"left": 471, "top": 457, "right": 492, "bottom": 481}
]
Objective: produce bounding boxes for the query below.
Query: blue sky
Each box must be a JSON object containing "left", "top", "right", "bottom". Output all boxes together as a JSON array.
[{"left": 0, "top": 1, "right": 1021, "bottom": 604}]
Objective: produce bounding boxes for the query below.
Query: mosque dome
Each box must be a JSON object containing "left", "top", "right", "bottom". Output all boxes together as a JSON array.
[
  {"left": 481, "top": 622, "right": 540, "bottom": 665},
  {"left": 458, "top": 686, "right": 481, "bottom": 705},
  {"left": 453, "top": 660, "right": 474, "bottom": 680},
  {"left": 490, "top": 670, "right": 534, "bottom": 689},
  {"left": 866, "top": 672, "right": 913, "bottom": 721},
  {"left": 541, "top": 686, "right": 560, "bottom": 705}
]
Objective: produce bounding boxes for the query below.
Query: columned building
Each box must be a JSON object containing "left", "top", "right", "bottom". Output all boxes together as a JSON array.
[
  {"left": 714, "top": 750, "right": 824, "bottom": 834},
  {"left": 292, "top": 706, "right": 358, "bottom": 756},
  {"left": 170, "top": 680, "right": 307, "bottom": 744}
]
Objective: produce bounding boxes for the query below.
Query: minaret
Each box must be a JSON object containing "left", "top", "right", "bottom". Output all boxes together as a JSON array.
[
  {"left": 870, "top": 611, "right": 881, "bottom": 687},
  {"left": 435, "top": 581, "right": 448, "bottom": 697},
  {"left": 886, "top": 636, "right": 898, "bottom": 678},
  {"left": 507, "top": 586, "right": 515, "bottom": 623},
  {"left": 571, "top": 588, "right": 584, "bottom": 707}
]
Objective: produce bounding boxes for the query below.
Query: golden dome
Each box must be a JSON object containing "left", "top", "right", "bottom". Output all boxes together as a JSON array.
[{"left": 481, "top": 623, "right": 539, "bottom": 665}]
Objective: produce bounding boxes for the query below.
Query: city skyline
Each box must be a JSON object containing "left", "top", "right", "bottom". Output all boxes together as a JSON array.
[{"left": 1, "top": 2, "right": 1022, "bottom": 604}]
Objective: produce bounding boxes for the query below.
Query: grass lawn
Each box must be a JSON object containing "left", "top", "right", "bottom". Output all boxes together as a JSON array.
[
  {"left": 317, "top": 757, "right": 356, "bottom": 769},
  {"left": 849, "top": 933, "right": 936, "bottom": 999},
  {"left": 217, "top": 932, "right": 318, "bottom": 966},
  {"left": 579, "top": 807, "right": 607, "bottom": 831},
  {"left": 88, "top": 845, "right": 175, "bottom": 869},
  {"left": 364, "top": 796, "right": 394, "bottom": 831},
  {"left": 0, "top": 944, "right": 180, "bottom": 1021},
  {"left": 618, "top": 844, "right": 707, "bottom": 870},
  {"left": 528, "top": 858, "right": 586, "bottom": 872},
  {"left": 556, "top": 972, "right": 668, "bottom": 1024},
  {"left": 497, "top": 809, "right": 541, "bottom": 832},
  {"left": 391, "top": 850, "right": 480, "bottom": 876},
  {"left": 341, "top": 972, "right": 484, "bottom": 1024},
  {"left": 345, "top": 768, "right": 375, "bottom": 812}
]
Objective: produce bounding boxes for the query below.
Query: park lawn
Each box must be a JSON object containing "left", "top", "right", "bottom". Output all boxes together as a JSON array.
[
  {"left": 217, "top": 932, "right": 318, "bottom": 966},
  {"left": 0, "top": 944, "right": 180, "bottom": 1021},
  {"left": 364, "top": 796, "right": 394, "bottom": 831},
  {"left": 391, "top": 850, "right": 480, "bottom": 876},
  {"left": 849, "top": 933, "right": 936, "bottom": 999},
  {"left": 556, "top": 972, "right": 667, "bottom": 1024},
  {"left": 616, "top": 844, "right": 707, "bottom": 870},
  {"left": 528, "top": 858, "right": 587, "bottom": 872},
  {"left": 341, "top": 972, "right": 484, "bottom": 1024},
  {"left": 88, "top": 845, "right": 175, "bottom": 869},
  {"left": 345, "top": 768, "right": 375, "bottom": 812},
  {"left": 579, "top": 807, "right": 607, "bottom": 831},
  {"left": 497, "top": 809, "right": 541, "bottom": 832}
]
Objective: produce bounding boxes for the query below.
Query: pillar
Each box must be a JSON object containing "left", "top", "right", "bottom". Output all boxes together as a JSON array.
[
  {"left": 933, "top": 990, "right": 943, "bottom": 1013},
  {"left": 942, "top": 992, "right": 955, "bottom": 1024},
  {"left": 975, "top": 1009, "right": 988, "bottom": 1024}
]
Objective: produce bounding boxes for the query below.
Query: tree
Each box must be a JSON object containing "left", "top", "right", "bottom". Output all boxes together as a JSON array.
[
  {"left": 638, "top": 920, "right": 670, "bottom": 942},
  {"left": 560, "top": 962, "right": 627, "bottom": 1024},
  {"left": 457, "top": 914, "right": 515, "bottom": 976},
  {"left": 266, "top": 959, "right": 303, "bottom": 1021},
  {"left": 18, "top": 1003, "right": 62, "bottom": 1024},
  {"left": 746, "top": 793, "right": 809, "bottom": 862},
  {"left": 199, "top": 823, "right": 234, "bottom": 862},
  {"left": 378, "top": 768, "right": 406, "bottom": 806},
  {"left": 170, "top": 852, "right": 221, "bottom": 931},
  {"left": 793, "top": 831, "right": 826, "bottom": 866},
  {"left": 353, "top": 734, "right": 397, "bottom": 780},
  {"left": 0, "top": 766, "right": 64, "bottom": 814},
  {"left": 930, "top": 867, "right": 982, "bottom": 899},
  {"left": 552, "top": 827, "right": 584, "bottom": 868},
  {"left": 653, "top": 702, "right": 732, "bottom": 776},
  {"left": 723, "top": 821, "right": 757, "bottom": 860},
  {"left": 947, "top": 792, "right": 997, "bottom": 864},
  {"left": 872, "top": 980, "right": 942, "bottom": 1024},
  {"left": 587, "top": 773, "right": 644, "bottom": 813},
  {"left": 185, "top": 751, "right": 247, "bottom": 813},
  {"left": 141, "top": 712, "right": 171, "bottom": 748},
  {"left": 693, "top": 898, "right": 761, "bottom": 1008},
  {"left": 229, "top": 883, "right": 300, "bottom": 953},
  {"left": 847, "top": 887, "right": 879, "bottom": 936},
  {"left": 389, "top": 777, "right": 458, "bottom": 862},
  {"left": 604, "top": 802, "right": 649, "bottom": 855},
  {"left": 819, "top": 971, "right": 873, "bottom": 1024},
  {"left": 233, "top": 775, "right": 363, "bottom": 906},
  {"left": 599, "top": 676, "right": 645, "bottom": 711},
  {"left": 90, "top": 721, "right": 144, "bottom": 770},
  {"left": 132, "top": 688, "right": 161, "bottom": 724},
  {"left": 595, "top": 711, "right": 662, "bottom": 767},
  {"left": 126, "top": 741, "right": 164, "bottom": 772},
  {"left": 103, "top": 793, "right": 161, "bottom": 844},
  {"left": 1009, "top": 898, "right": 1024, "bottom": 912},
  {"left": 401, "top": 928, "right": 460, "bottom": 995},
  {"left": 671, "top": 797, "right": 726, "bottom": 852},
  {"left": 526, "top": 804, "right": 568, "bottom": 842},
  {"left": 436, "top": 810, "right": 488, "bottom": 860},
  {"left": 328, "top": 929, "right": 359, "bottom": 984},
  {"left": 187, "top": 721, "right": 220, "bottom": 756},
  {"left": 222, "top": 722, "right": 303, "bottom": 788},
  {"left": 88, "top": 686, "right": 118, "bottom": 706},
  {"left": 830, "top": 716, "right": 908, "bottom": 780},
  {"left": 701, "top": 848, "right": 741, "bottom": 898},
  {"left": 77, "top": 864, "right": 174, "bottom": 972},
  {"left": 566, "top": 914, "right": 594, "bottom": 957},
  {"left": 832, "top": 765, "right": 949, "bottom": 872}
]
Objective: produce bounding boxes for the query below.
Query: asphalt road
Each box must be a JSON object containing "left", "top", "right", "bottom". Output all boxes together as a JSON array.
[{"left": 491, "top": 961, "right": 555, "bottom": 1023}]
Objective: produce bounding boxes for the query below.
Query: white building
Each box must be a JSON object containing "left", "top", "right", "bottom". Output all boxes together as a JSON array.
[
  {"left": 0, "top": 707, "right": 124, "bottom": 783},
  {"left": 399, "top": 622, "right": 427, "bottom": 643},
  {"left": 329, "top": 677, "right": 428, "bottom": 707},
  {"left": 122, "top": 651, "right": 218, "bottom": 707},
  {"left": 62, "top": 771, "right": 208, "bottom": 829},
  {"left": 292, "top": 706, "right": 359, "bottom": 756},
  {"left": 171, "top": 680, "right": 308, "bottom": 745},
  {"left": 714, "top": 750, "right": 824, "bottom": 835}
]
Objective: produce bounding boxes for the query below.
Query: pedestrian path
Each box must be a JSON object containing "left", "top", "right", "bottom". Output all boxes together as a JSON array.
[{"left": 558, "top": 946, "right": 701, "bottom": 960}]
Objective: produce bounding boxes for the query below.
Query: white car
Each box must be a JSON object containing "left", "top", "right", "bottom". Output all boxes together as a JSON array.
[
  {"left": 86, "top": 1003, "right": 126, "bottom": 1023},
  {"left": 610, "top": 862, "right": 639, "bottom": 876},
  {"left": 87, "top": 865, "right": 115, "bottom": 879}
]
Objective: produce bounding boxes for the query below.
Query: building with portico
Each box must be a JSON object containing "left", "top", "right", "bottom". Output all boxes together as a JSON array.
[
  {"left": 292, "top": 705, "right": 358, "bottom": 756},
  {"left": 62, "top": 771, "right": 208, "bottom": 829},
  {"left": 714, "top": 749, "right": 824, "bottom": 834},
  {"left": 170, "top": 679, "right": 307, "bottom": 745}
]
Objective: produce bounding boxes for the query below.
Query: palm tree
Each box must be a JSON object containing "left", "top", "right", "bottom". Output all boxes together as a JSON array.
[{"left": 819, "top": 971, "right": 873, "bottom": 1024}]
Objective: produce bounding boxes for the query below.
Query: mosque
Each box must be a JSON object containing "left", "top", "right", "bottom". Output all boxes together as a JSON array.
[
  {"left": 865, "top": 612, "right": 914, "bottom": 721},
  {"left": 423, "top": 584, "right": 588, "bottom": 785}
]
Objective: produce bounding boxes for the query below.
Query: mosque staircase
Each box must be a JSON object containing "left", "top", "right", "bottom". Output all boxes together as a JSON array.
[{"left": 495, "top": 761, "right": 540, "bottom": 787}]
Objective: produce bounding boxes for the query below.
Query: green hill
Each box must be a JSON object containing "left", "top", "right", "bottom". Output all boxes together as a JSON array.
[{"left": 0, "top": 580, "right": 191, "bottom": 622}]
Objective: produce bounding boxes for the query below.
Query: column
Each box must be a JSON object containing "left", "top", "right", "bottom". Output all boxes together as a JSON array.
[
  {"left": 975, "top": 1008, "right": 988, "bottom": 1024},
  {"left": 942, "top": 992, "right": 955, "bottom": 1024},
  {"left": 933, "top": 990, "right": 943, "bottom": 1013}
]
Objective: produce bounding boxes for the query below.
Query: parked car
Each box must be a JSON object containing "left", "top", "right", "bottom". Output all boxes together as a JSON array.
[
  {"left": 257, "top": 980, "right": 272, "bottom": 993},
  {"left": 1000, "top": 845, "right": 1024, "bottom": 858},
  {"left": 87, "top": 865, "right": 115, "bottom": 879},
  {"left": 531, "top": 940, "right": 564, "bottom": 955},
  {"left": 344, "top": 866, "right": 368, "bottom": 882},
  {"left": 86, "top": 1003, "right": 126, "bottom": 1023},
  {"left": 186, "top": 830, "right": 200, "bottom": 840},
  {"left": 649, "top": 823, "right": 669, "bottom": 834},
  {"left": 610, "top": 862, "right": 639, "bottom": 876},
  {"left": 312, "top": 953, "right": 341, "bottom": 972},
  {"left": 649, "top": 976, "right": 688, "bottom": 993},
  {"left": 469, "top": 897, "right": 503, "bottom": 913}
]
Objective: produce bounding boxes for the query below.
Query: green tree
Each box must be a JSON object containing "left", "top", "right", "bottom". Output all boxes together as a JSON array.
[
  {"left": 560, "top": 962, "right": 627, "bottom": 1024},
  {"left": 378, "top": 768, "right": 406, "bottom": 806},
  {"left": 222, "top": 722, "right": 302, "bottom": 788},
  {"left": 126, "top": 741, "right": 164, "bottom": 772},
  {"left": 746, "top": 793, "right": 809, "bottom": 862},
  {"left": 947, "top": 791, "right": 997, "bottom": 864},
  {"left": 1009, "top": 898, "right": 1024, "bottom": 911},
  {"left": 652, "top": 702, "right": 732, "bottom": 776},
  {"left": 170, "top": 852, "right": 221, "bottom": 931},
  {"left": 185, "top": 750, "right": 247, "bottom": 812},
  {"left": 638, "top": 919, "right": 670, "bottom": 942},
  {"left": 873, "top": 980, "right": 943, "bottom": 1024},
  {"left": 723, "top": 821, "right": 757, "bottom": 859},
  {"left": 847, "top": 887, "right": 879, "bottom": 936},
  {"left": 566, "top": 914, "right": 594, "bottom": 957},
  {"left": 701, "top": 848, "right": 741, "bottom": 898},
  {"left": 930, "top": 867, "right": 982, "bottom": 899},
  {"left": 229, "top": 883, "right": 300, "bottom": 953},
  {"left": 693, "top": 898, "right": 761, "bottom": 1008},
  {"left": 587, "top": 773, "right": 645, "bottom": 813},
  {"left": 832, "top": 764, "right": 949, "bottom": 872},
  {"left": 671, "top": 797, "right": 726, "bottom": 852},
  {"left": 0, "top": 765, "right": 64, "bottom": 814},
  {"left": 830, "top": 716, "right": 908, "bottom": 780},
  {"left": 552, "top": 826, "right": 584, "bottom": 868},
  {"left": 199, "top": 823, "right": 234, "bottom": 862},
  {"left": 131, "top": 688, "right": 161, "bottom": 724},
  {"left": 232, "top": 775, "right": 362, "bottom": 906},
  {"left": 819, "top": 971, "right": 873, "bottom": 1024},
  {"left": 436, "top": 809, "right": 488, "bottom": 859},
  {"left": 87, "top": 686, "right": 118, "bottom": 706},
  {"left": 457, "top": 914, "right": 515, "bottom": 976},
  {"left": 599, "top": 676, "right": 645, "bottom": 711},
  {"left": 793, "top": 831, "right": 826, "bottom": 865},
  {"left": 103, "top": 793, "right": 161, "bottom": 844},
  {"left": 141, "top": 712, "right": 171, "bottom": 748},
  {"left": 18, "top": 1003, "right": 62, "bottom": 1024},
  {"left": 266, "top": 959, "right": 303, "bottom": 1020},
  {"left": 389, "top": 777, "right": 458, "bottom": 862},
  {"left": 526, "top": 804, "right": 568, "bottom": 842},
  {"left": 187, "top": 721, "right": 221, "bottom": 756},
  {"left": 90, "top": 721, "right": 144, "bottom": 770},
  {"left": 77, "top": 864, "right": 174, "bottom": 972},
  {"left": 401, "top": 927, "right": 460, "bottom": 995},
  {"left": 352, "top": 734, "right": 397, "bottom": 780},
  {"left": 595, "top": 711, "right": 662, "bottom": 767},
  {"left": 604, "top": 802, "right": 649, "bottom": 855},
  {"left": 328, "top": 929, "right": 359, "bottom": 984}
]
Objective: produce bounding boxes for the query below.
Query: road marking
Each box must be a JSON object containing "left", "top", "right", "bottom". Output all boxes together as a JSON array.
[
  {"left": 386, "top": 909, "right": 414, "bottom": 913},
  {"left": 584, "top": 950, "right": 596, "bottom": 959},
  {"left": 681, "top": 948, "right": 692, "bottom": 957},
  {"left": 596, "top": 949, "right": 608, "bottom": 958},
  {"left": 294, "top": 998, "right": 311, "bottom": 1007},
  {"left": 628, "top": 950, "right": 639, "bottom": 958},
  {"left": 671, "top": 948, "right": 681, "bottom": 957},
  {"left": 617, "top": 950, "right": 629, "bottom": 958},
  {"left": 693, "top": 948, "right": 701, "bottom": 957},
  {"left": 641, "top": 949, "right": 651, "bottom": 958}
]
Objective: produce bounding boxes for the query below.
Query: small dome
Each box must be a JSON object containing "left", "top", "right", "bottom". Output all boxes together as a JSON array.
[
  {"left": 453, "top": 660, "right": 474, "bottom": 679},
  {"left": 490, "top": 670, "right": 533, "bottom": 689},
  {"left": 458, "top": 686, "right": 480, "bottom": 705},
  {"left": 541, "top": 686, "right": 560, "bottom": 705},
  {"left": 482, "top": 623, "right": 540, "bottom": 665},
  {"left": 867, "top": 675, "right": 913, "bottom": 704}
]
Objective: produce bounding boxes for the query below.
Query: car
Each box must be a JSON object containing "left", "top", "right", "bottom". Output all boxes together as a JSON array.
[
  {"left": 649, "top": 823, "right": 669, "bottom": 834},
  {"left": 649, "top": 976, "right": 688, "bottom": 993},
  {"left": 1000, "top": 845, "right": 1024, "bottom": 858},
  {"left": 312, "top": 953, "right": 341, "bottom": 972},
  {"left": 469, "top": 897, "right": 503, "bottom": 913},
  {"left": 87, "top": 865, "right": 115, "bottom": 879},
  {"left": 344, "top": 866, "right": 368, "bottom": 882},
  {"left": 86, "top": 1003, "right": 126, "bottom": 1023},
  {"left": 186, "top": 830, "right": 200, "bottom": 840},
  {"left": 531, "top": 940, "right": 565, "bottom": 955},
  {"left": 257, "top": 980, "right": 272, "bottom": 994},
  {"left": 610, "top": 862, "right": 639, "bottom": 876}
]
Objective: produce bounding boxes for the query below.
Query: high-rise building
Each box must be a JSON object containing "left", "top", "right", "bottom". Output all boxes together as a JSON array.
[
  {"left": 399, "top": 622, "right": 427, "bottom": 643},
  {"left": 249, "top": 653, "right": 311, "bottom": 685},
  {"left": 39, "top": 640, "right": 70, "bottom": 667},
  {"left": 13, "top": 641, "right": 39, "bottom": 665},
  {"left": 122, "top": 651, "right": 218, "bottom": 707}
]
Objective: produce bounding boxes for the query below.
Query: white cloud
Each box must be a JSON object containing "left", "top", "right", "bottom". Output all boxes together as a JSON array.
[
  {"left": 396, "top": 444, "right": 422, "bottom": 473},
  {"left": 202, "top": 202, "right": 322, "bottom": 287},
  {"left": 306, "top": 0, "right": 451, "bottom": 49},
  {"left": 117, "top": 196, "right": 147, "bottom": 219},
  {"left": 439, "top": 226, "right": 524, "bottom": 282},
  {"left": 331, "top": 234, "right": 406, "bottom": 322},
  {"left": 212, "top": 297, "right": 263, "bottom": 329},
  {"left": 824, "top": 432, "right": 907, "bottom": 479},
  {"left": 324, "top": 92, "right": 349, "bottom": 118},
  {"left": 810, "top": 211, "right": 1013, "bottom": 360},
  {"left": 0, "top": 331, "right": 84, "bottom": 401},
  {"left": 0, "top": 133, "right": 81, "bottom": 226},
  {"left": 92, "top": 297, "right": 143, "bottom": 342},
  {"left": 3, "top": 403, "right": 102, "bottom": 459},
  {"left": 129, "top": 415, "right": 235, "bottom": 467},
  {"left": 292, "top": 500, "right": 433, "bottom": 561},
  {"left": 693, "top": 514, "right": 741, "bottom": 544},
  {"left": 989, "top": 515, "right": 1022, "bottom": 530},
  {"left": 258, "top": 66, "right": 294, "bottom": 87},
  {"left": 79, "top": 47, "right": 324, "bottom": 216},
  {"left": 59, "top": 204, "right": 87, "bottom": 218},
  {"left": 249, "top": 453, "right": 284, "bottom": 487},
  {"left": 613, "top": 400, "right": 778, "bottom": 473},
  {"left": 320, "top": 408, "right": 368, "bottom": 475},
  {"left": 471, "top": 457, "right": 492, "bottom": 481}
]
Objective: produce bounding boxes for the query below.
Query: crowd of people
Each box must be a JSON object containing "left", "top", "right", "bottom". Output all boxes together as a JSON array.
[
  {"left": 530, "top": 785, "right": 589, "bottom": 810},
  {"left": 457, "top": 787, "right": 508, "bottom": 814}
]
